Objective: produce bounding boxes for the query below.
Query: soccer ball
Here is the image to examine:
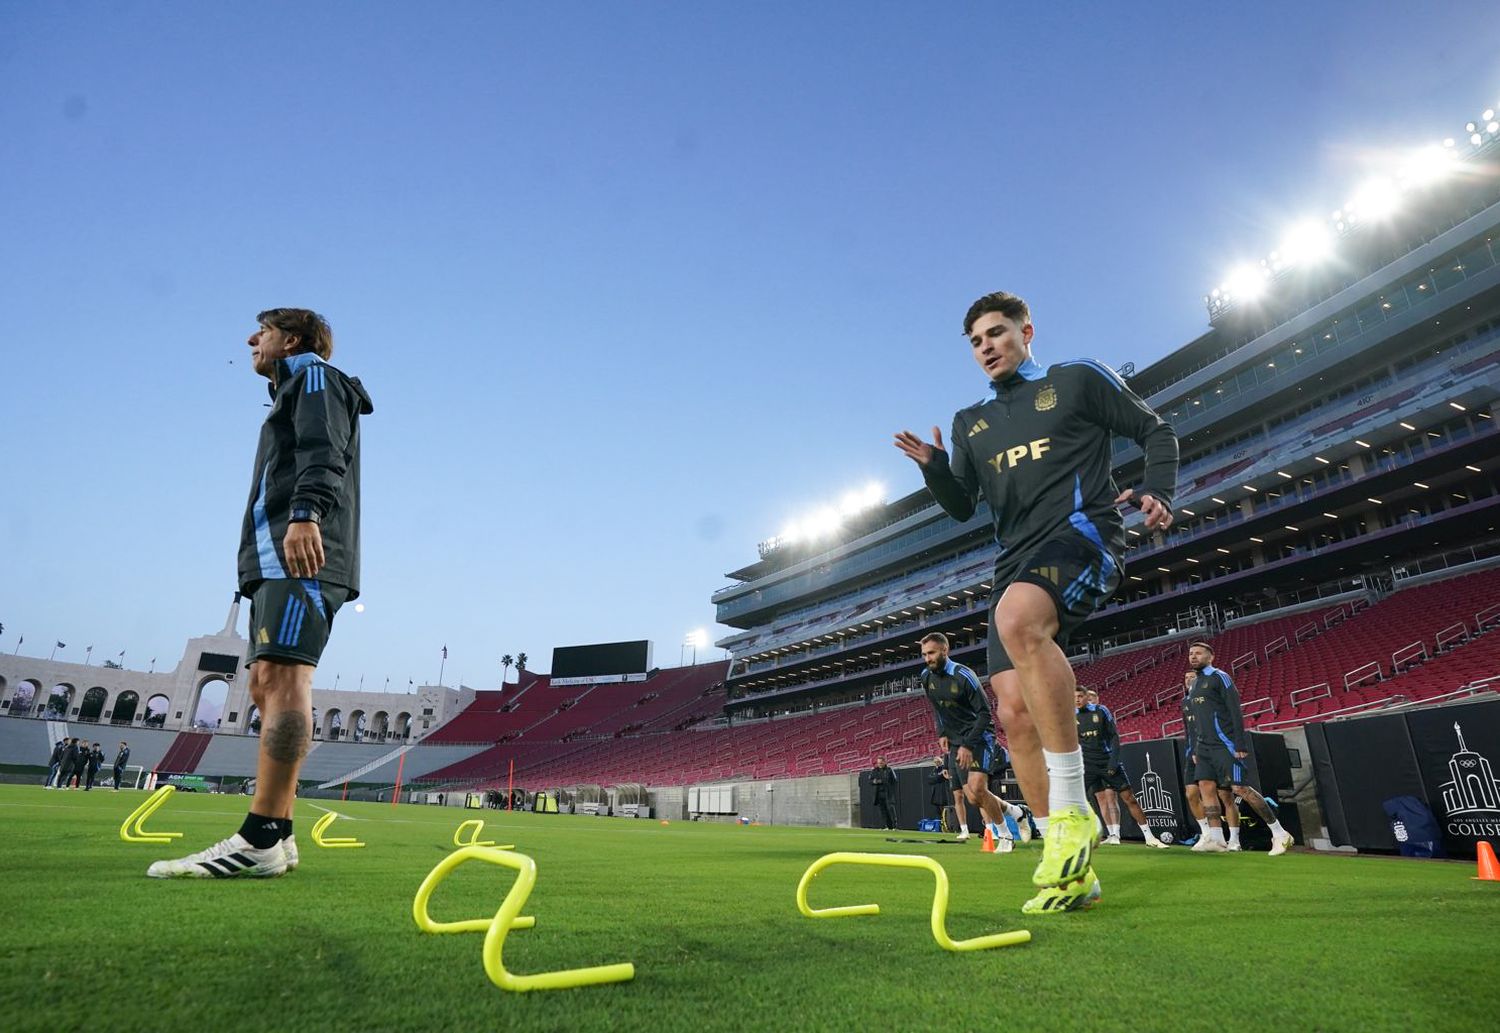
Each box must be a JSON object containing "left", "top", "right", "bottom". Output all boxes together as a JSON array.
[{"left": 1159, "top": 831, "right": 1175, "bottom": 845}]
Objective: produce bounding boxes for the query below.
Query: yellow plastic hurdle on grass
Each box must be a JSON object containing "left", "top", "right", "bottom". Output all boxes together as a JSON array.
[
  {"left": 796, "top": 851, "right": 1031, "bottom": 952},
  {"left": 119, "top": 785, "right": 183, "bottom": 844},
  {"left": 413, "top": 845, "right": 635, "bottom": 993},
  {"left": 311, "top": 810, "right": 365, "bottom": 848},
  {"left": 453, "top": 818, "right": 512, "bottom": 850}
]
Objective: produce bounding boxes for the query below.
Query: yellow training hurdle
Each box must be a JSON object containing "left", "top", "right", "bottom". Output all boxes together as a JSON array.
[
  {"left": 311, "top": 810, "right": 365, "bottom": 848},
  {"left": 119, "top": 785, "right": 183, "bottom": 844},
  {"left": 796, "top": 851, "right": 1031, "bottom": 952}
]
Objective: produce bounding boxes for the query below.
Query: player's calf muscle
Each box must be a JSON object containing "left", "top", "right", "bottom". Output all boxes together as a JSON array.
[{"left": 263, "top": 711, "right": 310, "bottom": 764}]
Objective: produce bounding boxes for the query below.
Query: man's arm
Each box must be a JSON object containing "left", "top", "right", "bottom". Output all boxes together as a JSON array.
[
  {"left": 1218, "top": 672, "right": 1247, "bottom": 752},
  {"left": 894, "top": 421, "right": 981, "bottom": 522},
  {"left": 290, "top": 370, "right": 355, "bottom": 520},
  {"left": 1100, "top": 706, "right": 1120, "bottom": 767},
  {"left": 1082, "top": 363, "right": 1178, "bottom": 523}
]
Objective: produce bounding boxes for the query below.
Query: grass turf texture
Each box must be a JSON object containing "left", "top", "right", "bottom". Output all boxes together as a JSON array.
[{"left": 2, "top": 784, "right": 1496, "bottom": 1032}]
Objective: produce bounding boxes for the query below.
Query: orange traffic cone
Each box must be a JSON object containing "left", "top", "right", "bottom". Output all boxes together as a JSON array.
[
  {"left": 981, "top": 825, "right": 995, "bottom": 853},
  {"left": 1474, "top": 841, "right": 1500, "bottom": 882}
]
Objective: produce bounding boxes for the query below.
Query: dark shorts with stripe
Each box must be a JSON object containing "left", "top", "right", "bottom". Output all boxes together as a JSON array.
[
  {"left": 1085, "top": 764, "right": 1131, "bottom": 796},
  {"left": 987, "top": 529, "right": 1123, "bottom": 674},
  {"left": 1192, "top": 745, "right": 1243, "bottom": 789},
  {"left": 246, "top": 578, "right": 348, "bottom": 667},
  {"left": 947, "top": 730, "right": 997, "bottom": 782}
]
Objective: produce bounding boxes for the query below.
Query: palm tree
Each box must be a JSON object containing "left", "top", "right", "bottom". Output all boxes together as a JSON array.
[
  {"left": 500, "top": 654, "right": 514, "bottom": 685},
  {"left": 516, "top": 652, "right": 528, "bottom": 675}
]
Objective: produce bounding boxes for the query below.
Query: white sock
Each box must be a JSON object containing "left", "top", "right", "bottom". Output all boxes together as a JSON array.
[
  {"left": 1107, "top": 824, "right": 1120, "bottom": 838},
  {"left": 1209, "top": 825, "right": 1226, "bottom": 844},
  {"left": 1269, "top": 820, "right": 1286, "bottom": 837},
  {"left": 1197, "top": 817, "right": 1209, "bottom": 835},
  {"left": 1143, "top": 826, "right": 1159, "bottom": 841},
  {"left": 1004, "top": 801, "right": 1025, "bottom": 820},
  {"left": 1034, "top": 815, "right": 1049, "bottom": 836},
  {"left": 1043, "top": 748, "right": 1089, "bottom": 815},
  {"left": 1228, "top": 826, "right": 1241, "bottom": 846}
]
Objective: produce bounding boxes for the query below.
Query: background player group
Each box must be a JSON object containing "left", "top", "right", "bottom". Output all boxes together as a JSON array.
[{"left": 899, "top": 291, "right": 1289, "bottom": 915}]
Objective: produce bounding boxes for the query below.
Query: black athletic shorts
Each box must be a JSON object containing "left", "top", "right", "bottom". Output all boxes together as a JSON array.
[
  {"left": 246, "top": 578, "right": 349, "bottom": 667},
  {"left": 1192, "top": 746, "right": 1243, "bottom": 789},
  {"left": 1085, "top": 764, "right": 1131, "bottom": 796},
  {"left": 987, "top": 529, "right": 1123, "bottom": 674},
  {"left": 948, "top": 730, "right": 997, "bottom": 782}
]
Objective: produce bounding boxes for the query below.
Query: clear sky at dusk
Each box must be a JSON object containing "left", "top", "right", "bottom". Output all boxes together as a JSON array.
[{"left": 3, "top": 2, "right": 1497, "bottom": 690}]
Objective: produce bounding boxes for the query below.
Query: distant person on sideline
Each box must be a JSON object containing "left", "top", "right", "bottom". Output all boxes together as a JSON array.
[
  {"left": 148, "top": 308, "right": 373, "bottom": 878},
  {"left": 112, "top": 741, "right": 131, "bottom": 791}
]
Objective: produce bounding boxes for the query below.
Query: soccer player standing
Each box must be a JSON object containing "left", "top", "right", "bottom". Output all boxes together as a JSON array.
[
  {"left": 896, "top": 291, "right": 1176, "bottom": 913},
  {"left": 1185, "top": 642, "right": 1295, "bottom": 855},
  {"left": 1076, "top": 689, "right": 1167, "bottom": 848},
  {"left": 150, "top": 308, "right": 372, "bottom": 878},
  {"left": 919, "top": 632, "right": 1031, "bottom": 850}
]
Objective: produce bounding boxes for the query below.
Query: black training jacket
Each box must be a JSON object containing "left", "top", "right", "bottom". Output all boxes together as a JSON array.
[
  {"left": 1185, "top": 665, "right": 1245, "bottom": 754},
  {"left": 237, "top": 353, "right": 374, "bottom": 597},
  {"left": 921, "top": 356, "right": 1177, "bottom": 572}
]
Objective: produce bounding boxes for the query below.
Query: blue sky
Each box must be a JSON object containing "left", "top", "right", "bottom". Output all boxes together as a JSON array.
[{"left": 2, "top": 2, "right": 1496, "bottom": 690}]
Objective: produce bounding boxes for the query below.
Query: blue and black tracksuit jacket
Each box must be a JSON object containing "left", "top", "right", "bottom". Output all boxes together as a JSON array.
[
  {"left": 920, "top": 356, "right": 1177, "bottom": 583},
  {"left": 237, "top": 353, "right": 374, "bottom": 598}
]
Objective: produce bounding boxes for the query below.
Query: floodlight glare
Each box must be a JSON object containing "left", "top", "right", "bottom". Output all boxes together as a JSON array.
[
  {"left": 1348, "top": 178, "right": 1400, "bottom": 221},
  {"left": 1399, "top": 145, "right": 1456, "bottom": 188},
  {"left": 1225, "top": 265, "right": 1267, "bottom": 301},
  {"left": 1277, "top": 220, "right": 1334, "bottom": 266}
]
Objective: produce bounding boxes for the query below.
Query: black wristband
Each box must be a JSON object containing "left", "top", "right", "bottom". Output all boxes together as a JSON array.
[{"left": 289, "top": 507, "right": 321, "bottom": 524}]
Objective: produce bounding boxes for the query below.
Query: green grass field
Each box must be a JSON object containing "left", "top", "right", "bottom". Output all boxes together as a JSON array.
[{"left": 3, "top": 784, "right": 1497, "bottom": 1032}]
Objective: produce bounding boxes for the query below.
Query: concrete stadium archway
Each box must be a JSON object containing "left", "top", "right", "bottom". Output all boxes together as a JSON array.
[
  {"left": 396, "top": 711, "right": 412, "bottom": 740},
  {"left": 79, "top": 686, "right": 108, "bottom": 723},
  {"left": 45, "top": 683, "right": 76, "bottom": 718},
  {"left": 192, "top": 677, "right": 230, "bottom": 729},
  {"left": 143, "top": 693, "right": 171, "bottom": 728},
  {"left": 112, "top": 690, "right": 140, "bottom": 725},
  {"left": 323, "top": 708, "right": 343, "bottom": 740},
  {"left": 372, "top": 711, "right": 389, "bottom": 742},
  {"left": 349, "top": 709, "right": 367, "bottom": 742}
]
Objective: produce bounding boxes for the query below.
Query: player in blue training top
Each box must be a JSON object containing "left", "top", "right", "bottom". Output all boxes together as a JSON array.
[
  {"left": 919, "top": 632, "right": 1031, "bottom": 850},
  {"left": 896, "top": 290, "right": 1177, "bottom": 913},
  {"left": 1185, "top": 642, "right": 1295, "bottom": 856},
  {"left": 1076, "top": 688, "right": 1167, "bottom": 848}
]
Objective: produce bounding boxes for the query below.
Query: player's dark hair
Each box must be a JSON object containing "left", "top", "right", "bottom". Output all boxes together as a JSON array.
[
  {"left": 920, "top": 632, "right": 949, "bottom": 648},
  {"left": 962, "top": 291, "right": 1031, "bottom": 337},
  {"left": 257, "top": 307, "right": 334, "bottom": 360},
  {"left": 1190, "top": 640, "right": 1214, "bottom": 655}
]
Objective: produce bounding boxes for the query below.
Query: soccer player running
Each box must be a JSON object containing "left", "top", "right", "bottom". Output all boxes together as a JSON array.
[
  {"left": 918, "top": 632, "right": 1031, "bottom": 851},
  {"left": 1185, "top": 642, "right": 1295, "bottom": 856},
  {"left": 1076, "top": 688, "right": 1168, "bottom": 848},
  {"left": 149, "top": 308, "right": 372, "bottom": 878},
  {"left": 896, "top": 291, "right": 1177, "bottom": 913}
]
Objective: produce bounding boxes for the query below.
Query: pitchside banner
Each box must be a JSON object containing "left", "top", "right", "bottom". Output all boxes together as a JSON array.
[
  {"left": 1308, "top": 712, "right": 1429, "bottom": 852},
  {"left": 1117, "top": 738, "right": 1192, "bottom": 842},
  {"left": 1406, "top": 698, "right": 1500, "bottom": 859}
]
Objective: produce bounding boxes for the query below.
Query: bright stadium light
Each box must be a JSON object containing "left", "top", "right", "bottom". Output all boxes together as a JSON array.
[
  {"left": 768, "top": 482, "right": 886, "bottom": 551},
  {"left": 1347, "top": 177, "right": 1401, "bottom": 222},
  {"left": 1277, "top": 220, "right": 1335, "bottom": 267},
  {"left": 1399, "top": 145, "right": 1457, "bottom": 188},
  {"left": 1225, "top": 265, "right": 1268, "bottom": 302}
]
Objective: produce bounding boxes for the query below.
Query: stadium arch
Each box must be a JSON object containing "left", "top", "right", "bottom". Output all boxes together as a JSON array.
[
  {"left": 349, "top": 709, "right": 366, "bottom": 742},
  {"left": 191, "top": 676, "right": 230, "bottom": 729},
  {"left": 46, "top": 683, "right": 76, "bottom": 718},
  {"left": 143, "top": 693, "right": 170, "bottom": 728},
  {"left": 323, "top": 707, "right": 343, "bottom": 740},
  {"left": 111, "top": 690, "right": 139, "bottom": 725},
  {"left": 78, "top": 686, "right": 108, "bottom": 723},
  {"left": 395, "top": 711, "right": 412, "bottom": 740},
  {"left": 371, "top": 710, "right": 389, "bottom": 742}
]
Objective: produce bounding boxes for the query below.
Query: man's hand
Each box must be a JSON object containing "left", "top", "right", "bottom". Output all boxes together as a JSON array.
[
  {"left": 1235, "top": 750, "right": 1248, "bottom": 760},
  {"left": 894, "top": 426, "right": 945, "bottom": 467},
  {"left": 1191, "top": 753, "right": 1198, "bottom": 764},
  {"left": 284, "top": 521, "right": 325, "bottom": 579},
  {"left": 938, "top": 735, "right": 949, "bottom": 754},
  {"left": 956, "top": 745, "right": 975, "bottom": 770},
  {"left": 1115, "top": 488, "right": 1173, "bottom": 531}
]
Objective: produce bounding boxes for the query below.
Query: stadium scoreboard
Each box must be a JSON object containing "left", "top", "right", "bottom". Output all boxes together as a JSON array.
[{"left": 550, "top": 640, "right": 653, "bottom": 686}]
